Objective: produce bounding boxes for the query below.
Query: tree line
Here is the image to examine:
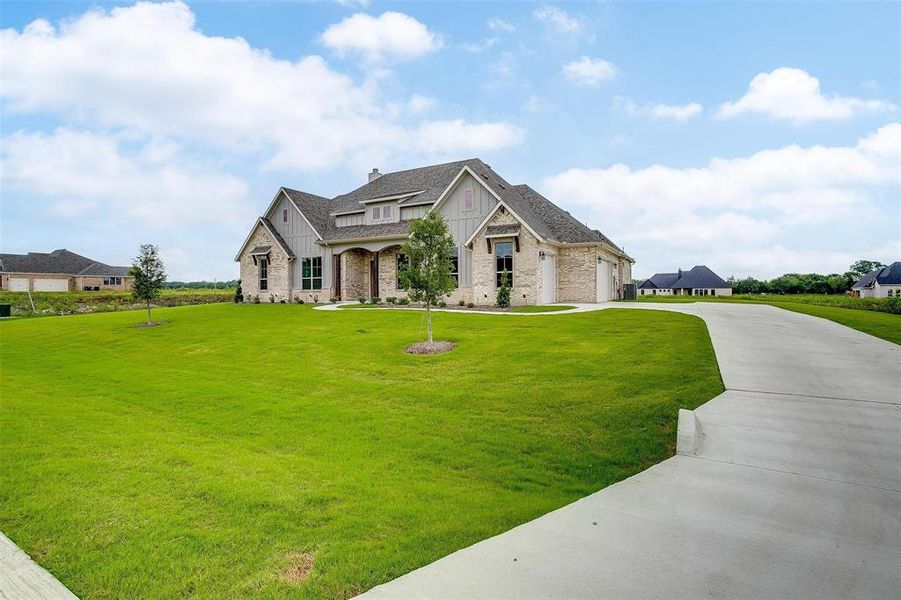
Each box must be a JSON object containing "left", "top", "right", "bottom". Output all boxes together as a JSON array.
[{"left": 728, "top": 260, "right": 886, "bottom": 295}]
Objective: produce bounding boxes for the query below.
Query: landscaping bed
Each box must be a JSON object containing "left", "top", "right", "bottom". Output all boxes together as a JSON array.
[{"left": 338, "top": 301, "right": 576, "bottom": 313}]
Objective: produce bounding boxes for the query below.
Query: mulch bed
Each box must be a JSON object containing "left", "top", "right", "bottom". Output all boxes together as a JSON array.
[
  {"left": 404, "top": 341, "right": 456, "bottom": 355},
  {"left": 134, "top": 320, "right": 168, "bottom": 328}
]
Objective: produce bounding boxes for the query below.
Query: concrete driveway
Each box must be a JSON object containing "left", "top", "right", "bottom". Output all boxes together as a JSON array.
[{"left": 361, "top": 302, "right": 901, "bottom": 599}]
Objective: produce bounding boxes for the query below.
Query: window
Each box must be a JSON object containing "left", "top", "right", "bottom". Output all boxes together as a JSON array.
[
  {"left": 301, "top": 257, "right": 322, "bottom": 290},
  {"left": 372, "top": 207, "right": 380, "bottom": 220},
  {"left": 450, "top": 247, "right": 459, "bottom": 286},
  {"left": 283, "top": 208, "right": 288, "bottom": 223},
  {"left": 495, "top": 241, "right": 513, "bottom": 287},
  {"left": 396, "top": 253, "right": 409, "bottom": 289},
  {"left": 103, "top": 277, "right": 122, "bottom": 285},
  {"left": 464, "top": 189, "right": 474, "bottom": 210},
  {"left": 259, "top": 258, "right": 268, "bottom": 291},
  {"left": 711, "top": 289, "right": 716, "bottom": 296},
  {"left": 382, "top": 205, "right": 392, "bottom": 219}
]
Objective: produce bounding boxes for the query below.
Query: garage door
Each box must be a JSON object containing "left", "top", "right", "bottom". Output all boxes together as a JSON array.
[
  {"left": 596, "top": 259, "right": 611, "bottom": 302},
  {"left": 34, "top": 278, "right": 69, "bottom": 292},
  {"left": 9, "top": 278, "right": 29, "bottom": 292},
  {"left": 541, "top": 252, "right": 556, "bottom": 304}
]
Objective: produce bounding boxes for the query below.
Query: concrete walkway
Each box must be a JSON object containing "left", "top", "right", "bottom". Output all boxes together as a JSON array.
[
  {"left": 0, "top": 533, "right": 77, "bottom": 600},
  {"left": 361, "top": 302, "right": 901, "bottom": 599}
]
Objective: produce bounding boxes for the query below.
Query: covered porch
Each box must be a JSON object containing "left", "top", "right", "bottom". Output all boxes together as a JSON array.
[{"left": 331, "top": 240, "right": 407, "bottom": 302}]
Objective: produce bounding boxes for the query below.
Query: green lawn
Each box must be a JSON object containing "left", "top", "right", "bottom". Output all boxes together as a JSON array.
[
  {"left": 1, "top": 304, "right": 722, "bottom": 599},
  {"left": 511, "top": 305, "right": 576, "bottom": 313},
  {"left": 634, "top": 296, "right": 901, "bottom": 345}
]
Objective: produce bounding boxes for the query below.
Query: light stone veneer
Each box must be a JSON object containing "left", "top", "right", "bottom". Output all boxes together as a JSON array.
[
  {"left": 238, "top": 222, "right": 291, "bottom": 302},
  {"left": 340, "top": 249, "right": 368, "bottom": 301},
  {"left": 471, "top": 208, "right": 547, "bottom": 306}
]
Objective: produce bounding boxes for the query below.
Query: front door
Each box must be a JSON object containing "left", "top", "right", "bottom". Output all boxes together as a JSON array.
[
  {"left": 334, "top": 255, "right": 342, "bottom": 300},
  {"left": 369, "top": 253, "right": 379, "bottom": 299}
]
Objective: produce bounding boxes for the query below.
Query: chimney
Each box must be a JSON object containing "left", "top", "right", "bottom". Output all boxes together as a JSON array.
[
  {"left": 678, "top": 268, "right": 682, "bottom": 278},
  {"left": 368, "top": 168, "right": 381, "bottom": 183}
]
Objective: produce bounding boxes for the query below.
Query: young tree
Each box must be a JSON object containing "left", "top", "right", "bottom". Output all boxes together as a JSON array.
[
  {"left": 234, "top": 279, "right": 243, "bottom": 303},
  {"left": 496, "top": 269, "right": 511, "bottom": 308},
  {"left": 398, "top": 212, "right": 456, "bottom": 344},
  {"left": 130, "top": 244, "right": 166, "bottom": 324}
]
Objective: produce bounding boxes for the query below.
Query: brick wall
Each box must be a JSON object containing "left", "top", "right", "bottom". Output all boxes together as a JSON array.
[
  {"left": 239, "top": 223, "right": 291, "bottom": 302},
  {"left": 471, "top": 208, "right": 541, "bottom": 306},
  {"left": 340, "top": 250, "right": 368, "bottom": 301}
]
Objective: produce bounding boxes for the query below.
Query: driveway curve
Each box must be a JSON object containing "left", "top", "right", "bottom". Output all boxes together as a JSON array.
[{"left": 361, "top": 302, "right": 901, "bottom": 599}]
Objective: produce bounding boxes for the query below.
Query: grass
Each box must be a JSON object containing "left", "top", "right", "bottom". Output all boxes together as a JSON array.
[
  {"left": 635, "top": 295, "right": 901, "bottom": 345},
  {"left": 0, "top": 288, "right": 234, "bottom": 318},
  {"left": 0, "top": 303, "right": 722, "bottom": 599},
  {"left": 511, "top": 305, "right": 576, "bottom": 313}
]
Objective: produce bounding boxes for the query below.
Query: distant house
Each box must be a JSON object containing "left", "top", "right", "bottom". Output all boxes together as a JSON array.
[
  {"left": 851, "top": 262, "right": 901, "bottom": 298},
  {"left": 235, "top": 158, "right": 634, "bottom": 306},
  {"left": 638, "top": 266, "right": 732, "bottom": 297},
  {"left": 0, "top": 249, "right": 132, "bottom": 292}
]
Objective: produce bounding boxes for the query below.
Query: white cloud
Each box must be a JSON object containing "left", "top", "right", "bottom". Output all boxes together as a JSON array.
[
  {"left": 534, "top": 5, "right": 587, "bottom": 36},
  {"left": 487, "top": 18, "right": 515, "bottom": 33},
  {"left": 460, "top": 37, "right": 498, "bottom": 53},
  {"left": 523, "top": 95, "right": 553, "bottom": 113},
  {"left": 1, "top": 128, "right": 251, "bottom": 227},
  {"left": 542, "top": 123, "right": 901, "bottom": 278},
  {"left": 407, "top": 94, "right": 436, "bottom": 114},
  {"left": 0, "top": 2, "right": 520, "bottom": 172},
  {"left": 320, "top": 11, "right": 442, "bottom": 62},
  {"left": 416, "top": 120, "right": 524, "bottom": 154},
  {"left": 718, "top": 67, "right": 896, "bottom": 123},
  {"left": 562, "top": 56, "right": 616, "bottom": 86},
  {"left": 615, "top": 97, "right": 702, "bottom": 121}
]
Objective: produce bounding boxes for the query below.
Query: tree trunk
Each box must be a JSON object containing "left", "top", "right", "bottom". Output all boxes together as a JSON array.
[
  {"left": 426, "top": 303, "right": 433, "bottom": 343},
  {"left": 146, "top": 300, "right": 152, "bottom": 325}
]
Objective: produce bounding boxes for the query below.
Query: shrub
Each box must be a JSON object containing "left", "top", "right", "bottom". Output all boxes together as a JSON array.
[
  {"left": 458, "top": 299, "right": 465, "bottom": 306},
  {"left": 398, "top": 297, "right": 410, "bottom": 305},
  {"left": 358, "top": 297, "right": 367, "bottom": 304},
  {"left": 369, "top": 297, "right": 381, "bottom": 305},
  {"left": 312, "top": 295, "right": 319, "bottom": 304},
  {"left": 295, "top": 297, "right": 304, "bottom": 304},
  {"left": 386, "top": 297, "right": 397, "bottom": 305},
  {"left": 253, "top": 295, "right": 261, "bottom": 304},
  {"left": 496, "top": 269, "right": 511, "bottom": 308},
  {"left": 438, "top": 301, "right": 446, "bottom": 308},
  {"left": 466, "top": 302, "right": 474, "bottom": 308},
  {"left": 329, "top": 297, "right": 337, "bottom": 303},
  {"left": 234, "top": 280, "right": 243, "bottom": 303},
  {"left": 269, "top": 294, "right": 276, "bottom": 303},
  {"left": 280, "top": 299, "right": 286, "bottom": 304}
]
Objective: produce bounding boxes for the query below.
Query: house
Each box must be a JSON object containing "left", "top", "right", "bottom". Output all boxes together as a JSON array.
[
  {"left": 0, "top": 249, "right": 132, "bottom": 292},
  {"left": 851, "top": 262, "right": 901, "bottom": 298},
  {"left": 638, "top": 266, "right": 732, "bottom": 297},
  {"left": 235, "top": 159, "right": 633, "bottom": 306}
]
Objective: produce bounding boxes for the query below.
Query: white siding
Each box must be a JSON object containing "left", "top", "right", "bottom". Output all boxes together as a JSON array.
[
  {"left": 436, "top": 173, "right": 498, "bottom": 286},
  {"left": 364, "top": 201, "right": 400, "bottom": 225},
  {"left": 335, "top": 213, "right": 364, "bottom": 227},
  {"left": 266, "top": 193, "right": 331, "bottom": 292}
]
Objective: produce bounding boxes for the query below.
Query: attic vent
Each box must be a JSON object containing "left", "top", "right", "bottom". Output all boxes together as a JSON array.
[{"left": 480, "top": 173, "right": 489, "bottom": 179}]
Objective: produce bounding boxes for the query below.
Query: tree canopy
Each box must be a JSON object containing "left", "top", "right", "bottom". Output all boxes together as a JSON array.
[{"left": 130, "top": 244, "right": 167, "bottom": 324}]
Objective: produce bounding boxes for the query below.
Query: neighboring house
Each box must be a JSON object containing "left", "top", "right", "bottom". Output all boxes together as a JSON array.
[
  {"left": 851, "top": 262, "right": 901, "bottom": 298},
  {"left": 235, "top": 158, "right": 633, "bottom": 306},
  {"left": 639, "top": 266, "right": 732, "bottom": 297},
  {"left": 0, "top": 249, "right": 132, "bottom": 292}
]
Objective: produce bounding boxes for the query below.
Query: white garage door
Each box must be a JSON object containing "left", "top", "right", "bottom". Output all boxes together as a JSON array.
[
  {"left": 541, "top": 253, "right": 556, "bottom": 304},
  {"left": 596, "top": 259, "right": 611, "bottom": 302},
  {"left": 34, "top": 278, "right": 69, "bottom": 292},
  {"left": 9, "top": 277, "right": 29, "bottom": 292}
]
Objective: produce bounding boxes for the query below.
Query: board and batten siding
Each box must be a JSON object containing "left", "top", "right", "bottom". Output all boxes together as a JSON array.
[
  {"left": 364, "top": 201, "right": 400, "bottom": 225},
  {"left": 267, "top": 193, "right": 332, "bottom": 292},
  {"left": 436, "top": 173, "right": 498, "bottom": 287},
  {"left": 400, "top": 204, "right": 429, "bottom": 221},
  {"left": 335, "top": 213, "right": 364, "bottom": 227}
]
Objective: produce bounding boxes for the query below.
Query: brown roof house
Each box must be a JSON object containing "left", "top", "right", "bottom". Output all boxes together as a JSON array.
[
  {"left": 235, "top": 158, "right": 634, "bottom": 306},
  {"left": 0, "top": 249, "right": 132, "bottom": 292}
]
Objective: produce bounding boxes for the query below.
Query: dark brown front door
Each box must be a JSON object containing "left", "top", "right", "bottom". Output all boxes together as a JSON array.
[
  {"left": 334, "top": 255, "right": 342, "bottom": 300},
  {"left": 369, "top": 253, "right": 379, "bottom": 298}
]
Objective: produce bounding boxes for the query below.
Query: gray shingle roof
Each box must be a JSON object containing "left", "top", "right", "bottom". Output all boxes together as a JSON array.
[
  {"left": 853, "top": 262, "right": 901, "bottom": 288},
  {"left": 259, "top": 218, "right": 296, "bottom": 259},
  {"left": 277, "top": 158, "right": 628, "bottom": 254},
  {"left": 486, "top": 224, "right": 521, "bottom": 236},
  {"left": 639, "top": 272, "right": 680, "bottom": 289},
  {"left": 642, "top": 266, "right": 729, "bottom": 289},
  {"left": 0, "top": 249, "right": 130, "bottom": 276}
]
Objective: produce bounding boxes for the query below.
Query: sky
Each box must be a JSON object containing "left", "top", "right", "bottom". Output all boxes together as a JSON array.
[{"left": 1, "top": 0, "right": 899, "bottom": 281}]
